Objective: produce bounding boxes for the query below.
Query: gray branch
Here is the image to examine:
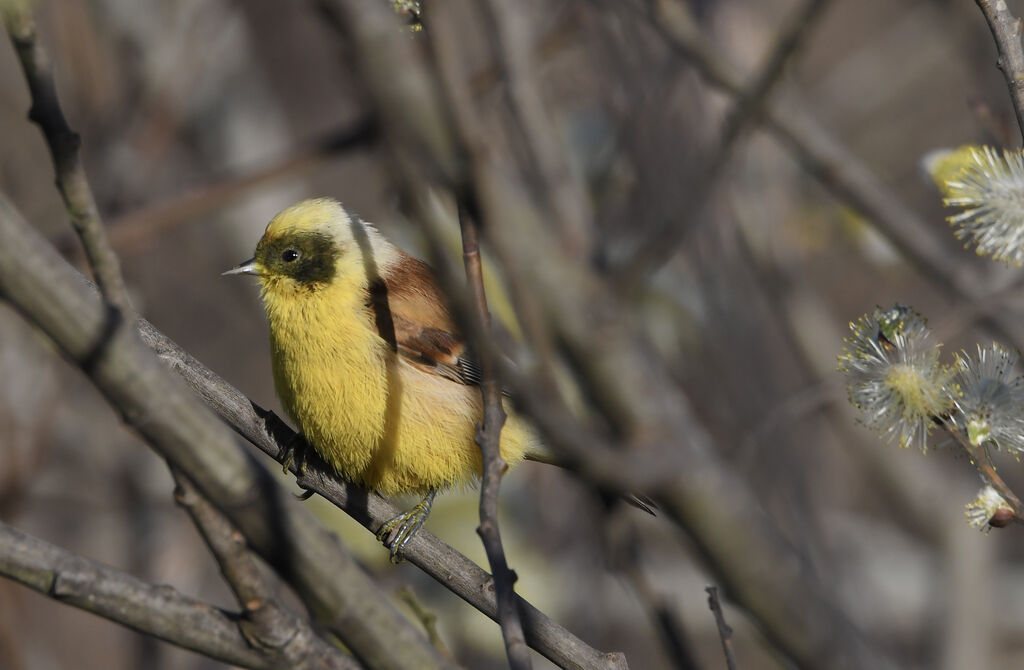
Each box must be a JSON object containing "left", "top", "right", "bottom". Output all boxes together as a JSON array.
[
  {"left": 0, "top": 521, "right": 275, "bottom": 670},
  {"left": 171, "top": 470, "right": 362, "bottom": 670},
  {"left": 976, "top": 0, "right": 1024, "bottom": 143}
]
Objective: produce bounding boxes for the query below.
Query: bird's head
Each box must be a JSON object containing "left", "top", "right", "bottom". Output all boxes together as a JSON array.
[{"left": 225, "top": 198, "right": 396, "bottom": 297}]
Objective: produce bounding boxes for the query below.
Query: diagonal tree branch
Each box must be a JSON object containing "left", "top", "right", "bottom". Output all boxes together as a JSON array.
[
  {"left": 171, "top": 470, "right": 362, "bottom": 670},
  {"left": 0, "top": 520, "right": 275, "bottom": 670},
  {"left": 620, "top": 0, "right": 834, "bottom": 287}
]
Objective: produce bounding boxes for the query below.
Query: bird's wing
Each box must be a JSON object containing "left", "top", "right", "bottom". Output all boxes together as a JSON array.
[
  {"left": 366, "top": 251, "right": 484, "bottom": 388},
  {"left": 393, "top": 315, "right": 486, "bottom": 387}
]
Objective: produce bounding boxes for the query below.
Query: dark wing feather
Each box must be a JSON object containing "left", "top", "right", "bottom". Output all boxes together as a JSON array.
[
  {"left": 393, "top": 315, "right": 484, "bottom": 388},
  {"left": 366, "top": 251, "right": 489, "bottom": 389}
]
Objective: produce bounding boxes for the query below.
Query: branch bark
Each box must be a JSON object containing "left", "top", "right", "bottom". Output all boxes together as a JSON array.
[
  {"left": 459, "top": 203, "right": 531, "bottom": 670},
  {"left": 171, "top": 470, "right": 362, "bottom": 670},
  {"left": 976, "top": 0, "right": 1024, "bottom": 143},
  {"left": 0, "top": 521, "right": 275, "bottom": 670}
]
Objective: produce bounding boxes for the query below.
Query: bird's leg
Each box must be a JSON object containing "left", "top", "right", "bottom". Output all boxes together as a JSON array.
[{"left": 376, "top": 490, "right": 437, "bottom": 563}]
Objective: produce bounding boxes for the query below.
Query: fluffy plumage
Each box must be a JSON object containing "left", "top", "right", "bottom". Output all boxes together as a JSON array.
[{"left": 239, "top": 198, "right": 536, "bottom": 496}]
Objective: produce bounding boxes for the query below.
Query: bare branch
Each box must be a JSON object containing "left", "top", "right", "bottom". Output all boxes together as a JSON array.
[
  {"left": 706, "top": 586, "right": 738, "bottom": 670},
  {"left": 0, "top": 520, "right": 273, "bottom": 670},
  {"left": 171, "top": 470, "right": 362, "bottom": 670},
  {"left": 976, "top": 0, "right": 1024, "bottom": 143},
  {"left": 3, "top": 8, "right": 131, "bottom": 317},
  {"left": 476, "top": 0, "right": 592, "bottom": 255},
  {"left": 459, "top": 203, "right": 531, "bottom": 670},
  {"left": 605, "top": 519, "right": 701, "bottom": 670},
  {"left": 142, "top": 312, "right": 625, "bottom": 670}
]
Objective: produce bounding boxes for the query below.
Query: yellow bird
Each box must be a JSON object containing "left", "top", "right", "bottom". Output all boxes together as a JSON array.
[{"left": 225, "top": 198, "right": 540, "bottom": 559}]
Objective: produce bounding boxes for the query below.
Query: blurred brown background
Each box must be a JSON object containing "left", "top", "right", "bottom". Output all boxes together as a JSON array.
[{"left": 2, "top": 0, "right": 1023, "bottom": 668}]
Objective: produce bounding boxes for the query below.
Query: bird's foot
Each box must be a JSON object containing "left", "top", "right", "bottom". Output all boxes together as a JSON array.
[
  {"left": 376, "top": 491, "right": 437, "bottom": 564},
  {"left": 281, "top": 434, "right": 308, "bottom": 477},
  {"left": 281, "top": 435, "right": 316, "bottom": 500}
]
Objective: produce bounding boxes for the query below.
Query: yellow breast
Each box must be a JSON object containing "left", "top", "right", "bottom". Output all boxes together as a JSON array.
[{"left": 262, "top": 276, "right": 532, "bottom": 496}]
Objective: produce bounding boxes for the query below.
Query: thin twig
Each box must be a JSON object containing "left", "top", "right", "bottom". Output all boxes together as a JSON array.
[
  {"left": 171, "top": 470, "right": 361, "bottom": 670},
  {"left": 459, "top": 203, "right": 532, "bottom": 670},
  {"left": 976, "top": 0, "right": 1024, "bottom": 143},
  {"left": 705, "top": 586, "right": 738, "bottom": 670},
  {"left": 3, "top": 9, "right": 132, "bottom": 318},
  {"left": 0, "top": 521, "right": 276, "bottom": 670},
  {"left": 940, "top": 420, "right": 1024, "bottom": 522},
  {"left": 606, "top": 518, "right": 701, "bottom": 670}
]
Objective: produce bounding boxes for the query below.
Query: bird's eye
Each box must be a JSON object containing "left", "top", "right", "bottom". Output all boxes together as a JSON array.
[{"left": 281, "top": 249, "right": 300, "bottom": 262}]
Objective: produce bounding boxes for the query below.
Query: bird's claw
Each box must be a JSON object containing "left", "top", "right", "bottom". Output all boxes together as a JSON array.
[
  {"left": 376, "top": 492, "right": 435, "bottom": 564},
  {"left": 281, "top": 435, "right": 308, "bottom": 477}
]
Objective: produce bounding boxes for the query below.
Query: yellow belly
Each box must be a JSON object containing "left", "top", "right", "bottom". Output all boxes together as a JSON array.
[{"left": 267, "top": 293, "right": 531, "bottom": 496}]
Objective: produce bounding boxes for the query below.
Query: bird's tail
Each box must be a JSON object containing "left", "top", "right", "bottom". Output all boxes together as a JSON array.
[{"left": 523, "top": 451, "right": 657, "bottom": 516}]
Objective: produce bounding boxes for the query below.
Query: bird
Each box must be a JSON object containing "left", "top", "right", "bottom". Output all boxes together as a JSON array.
[
  {"left": 227, "top": 198, "right": 654, "bottom": 560},
  {"left": 225, "top": 198, "right": 545, "bottom": 560}
]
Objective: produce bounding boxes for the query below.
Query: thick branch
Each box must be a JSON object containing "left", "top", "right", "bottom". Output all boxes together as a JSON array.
[
  {"left": 0, "top": 521, "right": 273, "bottom": 670},
  {"left": 459, "top": 204, "right": 531, "bottom": 670},
  {"left": 141, "top": 318, "right": 621, "bottom": 670},
  {"left": 0, "top": 194, "right": 452, "bottom": 670},
  {"left": 171, "top": 470, "right": 361, "bottom": 670},
  {"left": 976, "top": 0, "right": 1024, "bottom": 143}
]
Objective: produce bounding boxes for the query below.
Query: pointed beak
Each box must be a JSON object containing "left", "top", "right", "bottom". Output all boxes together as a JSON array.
[{"left": 222, "top": 258, "right": 261, "bottom": 276}]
